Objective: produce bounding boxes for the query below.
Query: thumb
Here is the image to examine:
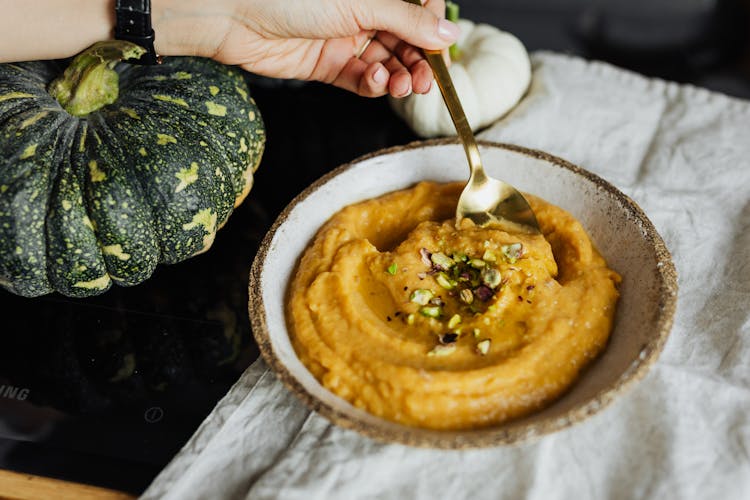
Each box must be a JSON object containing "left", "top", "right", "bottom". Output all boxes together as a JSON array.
[{"left": 361, "top": 0, "right": 460, "bottom": 51}]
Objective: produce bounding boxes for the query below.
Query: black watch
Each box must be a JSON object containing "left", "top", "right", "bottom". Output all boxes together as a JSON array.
[{"left": 114, "top": 0, "right": 161, "bottom": 64}]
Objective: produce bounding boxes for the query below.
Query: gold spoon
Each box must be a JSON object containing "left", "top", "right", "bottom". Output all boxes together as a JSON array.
[{"left": 403, "top": 0, "right": 540, "bottom": 233}]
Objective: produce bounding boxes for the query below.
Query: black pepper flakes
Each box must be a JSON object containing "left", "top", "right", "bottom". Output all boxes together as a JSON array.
[{"left": 440, "top": 332, "right": 459, "bottom": 344}]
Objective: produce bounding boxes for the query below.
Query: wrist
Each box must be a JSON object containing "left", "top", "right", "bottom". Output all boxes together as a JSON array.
[
  {"left": 0, "top": 0, "right": 115, "bottom": 63},
  {"left": 151, "top": 0, "right": 235, "bottom": 58}
]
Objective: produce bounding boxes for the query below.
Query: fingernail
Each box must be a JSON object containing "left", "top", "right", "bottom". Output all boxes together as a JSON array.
[
  {"left": 438, "top": 19, "right": 460, "bottom": 41},
  {"left": 373, "top": 65, "right": 387, "bottom": 85},
  {"left": 398, "top": 83, "right": 412, "bottom": 98}
]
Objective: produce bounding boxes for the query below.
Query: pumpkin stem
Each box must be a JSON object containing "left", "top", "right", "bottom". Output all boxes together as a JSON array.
[
  {"left": 49, "top": 41, "right": 146, "bottom": 117},
  {"left": 446, "top": 2, "right": 461, "bottom": 61}
]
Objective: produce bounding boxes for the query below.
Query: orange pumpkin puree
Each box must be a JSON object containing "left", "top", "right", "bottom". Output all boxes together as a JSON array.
[{"left": 288, "top": 182, "right": 620, "bottom": 430}]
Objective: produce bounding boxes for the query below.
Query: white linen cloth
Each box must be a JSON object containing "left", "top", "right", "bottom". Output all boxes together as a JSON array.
[{"left": 142, "top": 52, "right": 750, "bottom": 500}]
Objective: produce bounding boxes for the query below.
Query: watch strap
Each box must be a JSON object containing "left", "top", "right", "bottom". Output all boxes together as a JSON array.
[{"left": 114, "top": 0, "right": 161, "bottom": 64}]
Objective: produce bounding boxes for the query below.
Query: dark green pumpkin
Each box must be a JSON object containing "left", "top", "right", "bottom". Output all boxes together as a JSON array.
[{"left": 0, "top": 42, "right": 265, "bottom": 297}]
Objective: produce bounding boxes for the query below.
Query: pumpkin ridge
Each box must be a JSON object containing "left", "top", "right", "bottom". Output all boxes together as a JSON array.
[
  {"left": 94, "top": 109, "right": 165, "bottom": 264},
  {"left": 0, "top": 110, "right": 69, "bottom": 296},
  {"left": 120, "top": 61, "right": 262, "bottom": 219},
  {"left": 150, "top": 99, "right": 244, "bottom": 213},
  {"left": 44, "top": 120, "right": 112, "bottom": 296},
  {"left": 79, "top": 115, "right": 159, "bottom": 285},
  {"left": 0, "top": 91, "right": 57, "bottom": 126},
  {"left": 104, "top": 101, "right": 235, "bottom": 263}
]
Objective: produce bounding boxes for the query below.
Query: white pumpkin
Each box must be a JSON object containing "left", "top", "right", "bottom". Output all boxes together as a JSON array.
[{"left": 389, "top": 18, "right": 531, "bottom": 138}]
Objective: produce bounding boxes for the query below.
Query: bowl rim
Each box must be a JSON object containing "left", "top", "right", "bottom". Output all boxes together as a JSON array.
[{"left": 248, "top": 138, "right": 678, "bottom": 448}]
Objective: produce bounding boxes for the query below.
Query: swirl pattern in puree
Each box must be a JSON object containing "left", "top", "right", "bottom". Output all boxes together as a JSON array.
[{"left": 288, "top": 181, "right": 620, "bottom": 430}]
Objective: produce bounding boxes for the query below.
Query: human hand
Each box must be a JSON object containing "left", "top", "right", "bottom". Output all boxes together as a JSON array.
[{"left": 153, "top": 0, "right": 460, "bottom": 97}]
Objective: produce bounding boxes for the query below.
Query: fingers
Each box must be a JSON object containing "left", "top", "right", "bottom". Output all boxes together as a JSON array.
[
  {"left": 372, "top": 32, "right": 434, "bottom": 93},
  {"left": 333, "top": 53, "right": 430, "bottom": 99},
  {"left": 327, "top": 0, "right": 460, "bottom": 98},
  {"left": 381, "top": 55, "right": 412, "bottom": 97},
  {"left": 359, "top": 0, "right": 460, "bottom": 51},
  {"left": 332, "top": 58, "right": 391, "bottom": 97},
  {"left": 360, "top": 37, "right": 434, "bottom": 96}
]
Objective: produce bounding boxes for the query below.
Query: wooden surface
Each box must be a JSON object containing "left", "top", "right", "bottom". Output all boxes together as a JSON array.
[{"left": 0, "top": 470, "right": 134, "bottom": 500}]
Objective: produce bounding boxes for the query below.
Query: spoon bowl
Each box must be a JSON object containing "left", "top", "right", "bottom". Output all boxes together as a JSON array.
[
  {"left": 422, "top": 49, "right": 539, "bottom": 232},
  {"left": 458, "top": 169, "right": 540, "bottom": 232},
  {"left": 403, "top": 0, "right": 539, "bottom": 232}
]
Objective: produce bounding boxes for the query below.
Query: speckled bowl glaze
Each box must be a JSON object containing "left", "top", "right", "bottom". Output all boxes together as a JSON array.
[{"left": 249, "top": 139, "right": 677, "bottom": 448}]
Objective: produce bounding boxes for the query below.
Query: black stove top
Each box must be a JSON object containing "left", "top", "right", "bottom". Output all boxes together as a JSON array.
[
  {"left": 0, "top": 195, "right": 268, "bottom": 494},
  {"left": 1, "top": 1, "right": 748, "bottom": 495},
  {"left": 0, "top": 77, "right": 417, "bottom": 495}
]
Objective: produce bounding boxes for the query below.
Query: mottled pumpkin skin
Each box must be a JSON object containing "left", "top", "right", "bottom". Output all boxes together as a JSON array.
[{"left": 0, "top": 57, "right": 265, "bottom": 297}]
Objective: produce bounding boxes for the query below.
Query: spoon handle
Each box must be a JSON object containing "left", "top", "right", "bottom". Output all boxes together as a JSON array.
[
  {"left": 402, "top": 0, "right": 484, "bottom": 179},
  {"left": 422, "top": 51, "right": 483, "bottom": 176}
]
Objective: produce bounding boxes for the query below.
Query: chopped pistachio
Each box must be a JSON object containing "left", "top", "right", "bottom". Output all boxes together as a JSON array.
[
  {"left": 469, "top": 275, "right": 481, "bottom": 288},
  {"left": 428, "top": 344, "right": 456, "bottom": 357},
  {"left": 476, "top": 339, "right": 491, "bottom": 355},
  {"left": 473, "top": 328, "right": 481, "bottom": 338},
  {"left": 419, "top": 247, "right": 432, "bottom": 265},
  {"left": 431, "top": 252, "right": 454, "bottom": 270},
  {"left": 481, "top": 267, "right": 502, "bottom": 288},
  {"left": 482, "top": 249, "right": 497, "bottom": 262},
  {"left": 452, "top": 252, "right": 468, "bottom": 263},
  {"left": 435, "top": 272, "right": 456, "bottom": 290},
  {"left": 410, "top": 288, "right": 434, "bottom": 305},
  {"left": 501, "top": 243, "right": 523, "bottom": 263},
  {"left": 468, "top": 258, "right": 486, "bottom": 269},
  {"left": 447, "top": 314, "right": 462, "bottom": 329},
  {"left": 419, "top": 305, "right": 442, "bottom": 318},
  {"left": 387, "top": 262, "right": 398, "bottom": 275},
  {"left": 459, "top": 288, "right": 474, "bottom": 304},
  {"left": 406, "top": 313, "right": 416, "bottom": 325}
]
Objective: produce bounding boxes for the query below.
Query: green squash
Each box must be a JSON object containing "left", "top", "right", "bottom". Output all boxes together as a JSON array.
[{"left": 0, "top": 41, "right": 265, "bottom": 297}]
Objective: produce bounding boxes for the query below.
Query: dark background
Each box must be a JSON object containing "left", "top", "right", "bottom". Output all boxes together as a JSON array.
[
  {"left": 253, "top": 0, "right": 750, "bottom": 217},
  {"left": 1, "top": 0, "right": 748, "bottom": 495},
  {"left": 462, "top": 0, "right": 750, "bottom": 98}
]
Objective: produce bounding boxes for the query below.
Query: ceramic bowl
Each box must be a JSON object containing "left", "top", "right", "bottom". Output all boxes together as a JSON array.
[{"left": 248, "top": 139, "right": 677, "bottom": 448}]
